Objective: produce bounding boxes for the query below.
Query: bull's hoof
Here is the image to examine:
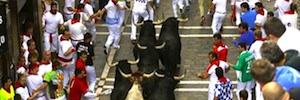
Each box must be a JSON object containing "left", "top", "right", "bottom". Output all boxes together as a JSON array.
[{"left": 131, "top": 40, "right": 137, "bottom": 44}]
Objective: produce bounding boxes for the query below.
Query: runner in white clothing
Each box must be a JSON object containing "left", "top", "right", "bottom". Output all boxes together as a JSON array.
[
  {"left": 281, "top": 3, "right": 298, "bottom": 28},
  {"left": 83, "top": 0, "right": 97, "bottom": 43},
  {"left": 64, "top": 13, "right": 87, "bottom": 47},
  {"left": 147, "top": 0, "right": 156, "bottom": 21},
  {"left": 64, "top": 0, "right": 76, "bottom": 20},
  {"left": 57, "top": 28, "right": 76, "bottom": 89},
  {"left": 26, "top": 64, "right": 47, "bottom": 100},
  {"left": 93, "top": 0, "right": 127, "bottom": 54},
  {"left": 42, "top": 2, "right": 64, "bottom": 53},
  {"left": 117, "top": 0, "right": 130, "bottom": 27},
  {"left": 211, "top": 0, "right": 227, "bottom": 34},
  {"left": 231, "top": 0, "right": 248, "bottom": 26},
  {"left": 273, "top": 0, "right": 292, "bottom": 20},
  {"left": 254, "top": 2, "right": 267, "bottom": 38},
  {"left": 131, "top": 0, "right": 150, "bottom": 44},
  {"left": 38, "top": 51, "right": 52, "bottom": 77},
  {"left": 15, "top": 74, "right": 39, "bottom": 100},
  {"left": 249, "top": 30, "right": 264, "bottom": 60},
  {"left": 172, "top": 0, "right": 185, "bottom": 18}
]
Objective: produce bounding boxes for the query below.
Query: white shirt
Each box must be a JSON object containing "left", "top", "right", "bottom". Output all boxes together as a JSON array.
[
  {"left": 133, "top": 0, "right": 149, "bottom": 11},
  {"left": 17, "top": 67, "right": 27, "bottom": 74},
  {"left": 44, "top": 1, "right": 60, "bottom": 12},
  {"left": 23, "top": 50, "right": 29, "bottom": 65},
  {"left": 255, "top": 82, "right": 264, "bottom": 100},
  {"left": 207, "top": 61, "right": 229, "bottom": 92},
  {"left": 274, "top": 0, "right": 292, "bottom": 20},
  {"left": 64, "top": 20, "right": 86, "bottom": 40},
  {"left": 58, "top": 35, "right": 74, "bottom": 64},
  {"left": 64, "top": 0, "right": 75, "bottom": 15},
  {"left": 105, "top": 0, "right": 118, "bottom": 18},
  {"left": 84, "top": 4, "right": 95, "bottom": 25},
  {"left": 78, "top": 12, "right": 89, "bottom": 23},
  {"left": 23, "top": 35, "right": 31, "bottom": 50},
  {"left": 249, "top": 40, "right": 263, "bottom": 59},
  {"left": 281, "top": 12, "right": 297, "bottom": 28},
  {"left": 26, "top": 75, "right": 45, "bottom": 97},
  {"left": 255, "top": 9, "right": 268, "bottom": 38},
  {"left": 213, "top": 0, "right": 227, "bottom": 13},
  {"left": 38, "top": 62, "right": 52, "bottom": 77},
  {"left": 277, "top": 27, "right": 300, "bottom": 52},
  {"left": 42, "top": 12, "right": 64, "bottom": 33},
  {"left": 16, "top": 86, "right": 30, "bottom": 100}
]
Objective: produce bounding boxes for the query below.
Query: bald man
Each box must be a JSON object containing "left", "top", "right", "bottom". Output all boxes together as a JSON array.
[
  {"left": 262, "top": 82, "right": 290, "bottom": 100},
  {"left": 38, "top": 51, "right": 53, "bottom": 77}
]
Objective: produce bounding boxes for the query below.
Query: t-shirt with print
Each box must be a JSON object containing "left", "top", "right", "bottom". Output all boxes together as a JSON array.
[
  {"left": 233, "top": 51, "right": 254, "bottom": 82},
  {"left": 43, "top": 69, "right": 65, "bottom": 99}
]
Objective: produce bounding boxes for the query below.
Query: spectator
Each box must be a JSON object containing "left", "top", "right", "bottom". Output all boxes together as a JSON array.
[
  {"left": 26, "top": 64, "right": 47, "bottom": 100},
  {"left": 249, "top": 30, "right": 264, "bottom": 60},
  {"left": 28, "top": 52, "right": 39, "bottom": 65},
  {"left": 76, "top": 33, "right": 96, "bottom": 92},
  {"left": 0, "top": 76, "right": 14, "bottom": 100},
  {"left": 260, "top": 41, "right": 300, "bottom": 71},
  {"left": 197, "top": 52, "right": 229, "bottom": 100},
  {"left": 233, "top": 22, "right": 255, "bottom": 48},
  {"left": 15, "top": 74, "right": 38, "bottom": 100},
  {"left": 69, "top": 68, "right": 100, "bottom": 99},
  {"left": 254, "top": 2, "right": 267, "bottom": 38},
  {"left": 240, "top": 2, "right": 257, "bottom": 30},
  {"left": 24, "top": 39, "right": 38, "bottom": 65},
  {"left": 212, "top": 33, "right": 228, "bottom": 62},
  {"left": 267, "top": 11, "right": 274, "bottom": 20},
  {"left": 34, "top": 60, "right": 66, "bottom": 100},
  {"left": 213, "top": 67, "right": 233, "bottom": 100},
  {"left": 239, "top": 89, "right": 248, "bottom": 100},
  {"left": 262, "top": 82, "right": 290, "bottom": 100},
  {"left": 263, "top": 17, "right": 300, "bottom": 52},
  {"left": 227, "top": 42, "right": 254, "bottom": 100},
  {"left": 17, "top": 56, "right": 28, "bottom": 74},
  {"left": 22, "top": 22, "right": 34, "bottom": 50},
  {"left": 251, "top": 59, "right": 300, "bottom": 92}
]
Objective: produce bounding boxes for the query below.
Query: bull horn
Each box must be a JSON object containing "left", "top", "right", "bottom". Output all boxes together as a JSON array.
[
  {"left": 127, "top": 58, "right": 140, "bottom": 65},
  {"left": 137, "top": 43, "right": 147, "bottom": 49},
  {"left": 143, "top": 71, "right": 155, "bottom": 78},
  {"left": 155, "top": 72, "right": 165, "bottom": 77},
  {"left": 174, "top": 69, "right": 186, "bottom": 80},
  {"left": 134, "top": 22, "right": 144, "bottom": 26},
  {"left": 155, "top": 42, "right": 166, "bottom": 49},
  {"left": 118, "top": 68, "right": 132, "bottom": 78},
  {"left": 177, "top": 18, "right": 188, "bottom": 22},
  {"left": 153, "top": 20, "right": 163, "bottom": 25}
]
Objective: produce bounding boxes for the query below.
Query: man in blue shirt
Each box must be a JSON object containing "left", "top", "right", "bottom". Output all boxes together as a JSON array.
[
  {"left": 240, "top": 2, "right": 257, "bottom": 30},
  {"left": 233, "top": 22, "right": 255, "bottom": 48}
]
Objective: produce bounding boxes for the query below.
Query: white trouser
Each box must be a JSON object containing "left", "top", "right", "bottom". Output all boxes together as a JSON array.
[
  {"left": 184, "top": 0, "right": 190, "bottom": 6},
  {"left": 211, "top": 12, "right": 226, "bottom": 34},
  {"left": 235, "top": 1, "right": 243, "bottom": 25},
  {"left": 61, "top": 61, "right": 75, "bottom": 89},
  {"left": 147, "top": 4, "right": 154, "bottom": 21},
  {"left": 236, "top": 80, "right": 255, "bottom": 100},
  {"left": 255, "top": 82, "right": 264, "bottom": 100},
  {"left": 105, "top": 24, "right": 121, "bottom": 49},
  {"left": 118, "top": 1, "right": 126, "bottom": 27},
  {"left": 156, "top": 0, "right": 160, "bottom": 4},
  {"left": 172, "top": 0, "right": 184, "bottom": 17},
  {"left": 71, "top": 40, "right": 83, "bottom": 47},
  {"left": 64, "top": 13, "right": 74, "bottom": 21},
  {"left": 131, "top": 9, "right": 149, "bottom": 40},
  {"left": 208, "top": 83, "right": 215, "bottom": 100},
  {"left": 44, "top": 32, "right": 58, "bottom": 52},
  {"left": 36, "top": 96, "right": 47, "bottom": 100},
  {"left": 86, "top": 65, "right": 96, "bottom": 92},
  {"left": 86, "top": 23, "right": 96, "bottom": 42}
]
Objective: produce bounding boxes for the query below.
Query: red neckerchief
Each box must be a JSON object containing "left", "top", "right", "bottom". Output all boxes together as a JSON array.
[
  {"left": 285, "top": 0, "right": 289, "bottom": 2},
  {"left": 40, "top": 61, "right": 50, "bottom": 65},
  {"left": 206, "top": 60, "right": 220, "bottom": 73},
  {"left": 28, "top": 48, "right": 35, "bottom": 53},
  {"left": 14, "top": 81, "right": 21, "bottom": 89},
  {"left": 112, "top": 0, "right": 118, "bottom": 5},
  {"left": 23, "top": 33, "right": 31, "bottom": 38},
  {"left": 284, "top": 10, "right": 294, "bottom": 14},
  {"left": 17, "top": 63, "right": 25, "bottom": 69},
  {"left": 256, "top": 38, "right": 266, "bottom": 41},
  {"left": 218, "top": 77, "right": 228, "bottom": 83},
  {"left": 71, "top": 19, "right": 80, "bottom": 24},
  {"left": 257, "top": 9, "right": 264, "bottom": 15},
  {"left": 240, "top": 31, "right": 246, "bottom": 34},
  {"left": 60, "top": 36, "right": 69, "bottom": 41},
  {"left": 76, "top": 9, "right": 83, "bottom": 13},
  {"left": 28, "top": 64, "right": 39, "bottom": 75},
  {"left": 4, "top": 86, "right": 10, "bottom": 93}
]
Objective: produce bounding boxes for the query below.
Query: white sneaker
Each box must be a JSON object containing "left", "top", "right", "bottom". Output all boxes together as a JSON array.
[{"left": 113, "top": 45, "right": 120, "bottom": 49}]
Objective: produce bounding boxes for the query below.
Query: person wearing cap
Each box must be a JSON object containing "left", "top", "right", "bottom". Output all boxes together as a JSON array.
[{"left": 26, "top": 64, "right": 47, "bottom": 100}]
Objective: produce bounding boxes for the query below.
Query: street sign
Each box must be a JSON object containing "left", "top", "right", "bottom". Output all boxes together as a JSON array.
[{"left": 0, "top": 4, "right": 7, "bottom": 52}]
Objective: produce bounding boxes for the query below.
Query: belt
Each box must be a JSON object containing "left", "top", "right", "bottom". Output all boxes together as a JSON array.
[
  {"left": 58, "top": 56, "right": 73, "bottom": 63},
  {"left": 71, "top": 39, "right": 83, "bottom": 41},
  {"left": 215, "top": 11, "right": 226, "bottom": 14}
]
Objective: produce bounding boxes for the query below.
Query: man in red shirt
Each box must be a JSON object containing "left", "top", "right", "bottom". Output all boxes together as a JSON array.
[
  {"left": 212, "top": 33, "right": 228, "bottom": 61},
  {"left": 69, "top": 68, "right": 100, "bottom": 100},
  {"left": 75, "top": 51, "right": 88, "bottom": 88}
]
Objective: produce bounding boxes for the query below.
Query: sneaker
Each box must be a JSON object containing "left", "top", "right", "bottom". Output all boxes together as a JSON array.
[
  {"left": 131, "top": 40, "right": 137, "bottom": 44},
  {"left": 179, "top": 9, "right": 183, "bottom": 13},
  {"left": 113, "top": 45, "right": 120, "bottom": 49},
  {"left": 103, "top": 49, "right": 108, "bottom": 55}
]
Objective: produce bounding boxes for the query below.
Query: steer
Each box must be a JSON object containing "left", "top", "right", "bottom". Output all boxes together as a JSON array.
[
  {"left": 133, "top": 20, "right": 165, "bottom": 97},
  {"left": 146, "top": 69, "right": 185, "bottom": 100},
  {"left": 157, "top": 17, "right": 188, "bottom": 75},
  {"left": 107, "top": 59, "right": 139, "bottom": 100}
]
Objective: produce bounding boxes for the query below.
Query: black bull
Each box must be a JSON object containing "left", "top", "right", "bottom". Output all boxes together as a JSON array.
[{"left": 157, "top": 17, "right": 188, "bottom": 75}]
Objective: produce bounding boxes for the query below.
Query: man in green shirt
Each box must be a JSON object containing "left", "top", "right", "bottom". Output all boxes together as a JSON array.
[
  {"left": 33, "top": 60, "right": 66, "bottom": 100},
  {"left": 227, "top": 42, "right": 254, "bottom": 100}
]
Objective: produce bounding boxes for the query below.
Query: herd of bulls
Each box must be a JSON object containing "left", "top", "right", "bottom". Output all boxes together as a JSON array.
[{"left": 107, "top": 17, "right": 189, "bottom": 100}]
